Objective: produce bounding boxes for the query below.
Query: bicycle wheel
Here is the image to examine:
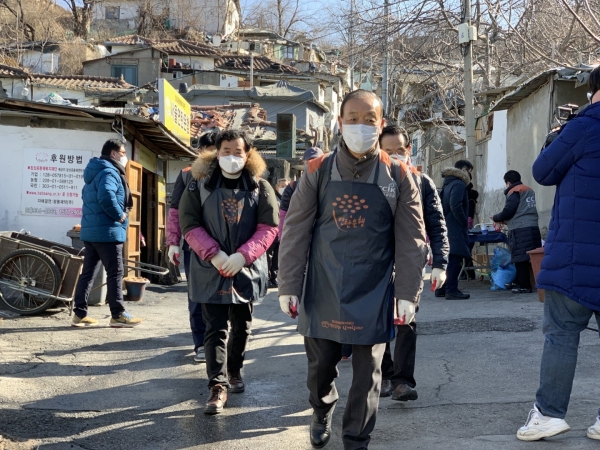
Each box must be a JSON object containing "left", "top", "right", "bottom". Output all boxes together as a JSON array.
[{"left": 0, "top": 249, "right": 61, "bottom": 315}]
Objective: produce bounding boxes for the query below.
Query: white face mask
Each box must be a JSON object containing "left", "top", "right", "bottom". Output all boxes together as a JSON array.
[
  {"left": 119, "top": 155, "right": 128, "bottom": 167},
  {"left": 342, "top": 124, "right": 380, "bottom": 154},
  {"left": 278, "top": 187, "right": 286, "bottom": 195},
  {"left": 390, "top": 154, "right": 408, "bottom": 163},
  {"left": 219, "top": 155, "right": 245, "bottom": 174}
]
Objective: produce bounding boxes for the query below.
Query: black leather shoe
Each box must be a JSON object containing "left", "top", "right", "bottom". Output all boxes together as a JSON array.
[
  {"left": 446, "top": 291, "right": 470, "bottom": 300},
  {"left": 310, "top": 411, "right": 332, "bottom": 448},
  {"left": 434, "top": 287, "right": 446, "bottom": 298},
  {"left": 512, "top": 288, "right": 533, "bottom": 294},
  {"left": 228, "top": 372, "right": 245, "bottom": 393},
  {"left": 392, "top": 383, "right": 418, "bottom": 401},
  {"left": 380, "top": 379, "right": 393, "bottom": 397}
]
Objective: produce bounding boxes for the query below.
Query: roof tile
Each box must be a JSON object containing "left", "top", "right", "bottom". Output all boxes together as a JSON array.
[
  {"left": 30, "top": 74, "right": 136, "bottom": 90},
  {"left": 215, "top": 55, "right": 299, "bottom": 74}
]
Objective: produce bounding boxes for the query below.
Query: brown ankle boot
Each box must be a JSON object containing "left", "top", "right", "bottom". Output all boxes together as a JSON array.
[{"left": 204, "top": 384, "right": 227, "bottom": 414}]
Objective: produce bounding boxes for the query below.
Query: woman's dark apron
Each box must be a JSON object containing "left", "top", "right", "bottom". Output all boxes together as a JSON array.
[
  {"left": 298, "top": 152, "right": 397, "bottom": 345},
  {"left": 187, "top": 174, "right": 267, "bottom": 304}
]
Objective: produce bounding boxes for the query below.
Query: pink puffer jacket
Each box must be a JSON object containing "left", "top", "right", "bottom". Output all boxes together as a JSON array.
[{"left": 166, "top": 207, "right": 182, "bottom": 246}]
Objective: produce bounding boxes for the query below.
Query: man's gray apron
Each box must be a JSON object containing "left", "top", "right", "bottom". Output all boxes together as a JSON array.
[
  {"left": 187, "top": 174, "right": 267, "bottom": 304},
  {"left": 299, "top": 152, "right": 397, "bottom": 345}
]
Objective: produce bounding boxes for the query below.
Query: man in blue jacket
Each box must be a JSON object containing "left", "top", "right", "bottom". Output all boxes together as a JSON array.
[
  {"left": 71, "top": 139, "right": 142, "bottom": 328},
  {"left": 517, "top": 66, "right": 600, "bottom": 442}
]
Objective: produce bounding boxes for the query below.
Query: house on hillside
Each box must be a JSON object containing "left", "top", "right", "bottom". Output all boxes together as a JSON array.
[
  {"left": 474, "top": 67, "right": 591, "bottom": 233},
  {"left": 91, "top": 0, "right": 240, "bottom": 36}
]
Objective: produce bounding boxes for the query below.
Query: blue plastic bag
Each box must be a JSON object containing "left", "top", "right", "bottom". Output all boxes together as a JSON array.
[{"left": 490, "top": 246, "right": 516, "bottom": 290}]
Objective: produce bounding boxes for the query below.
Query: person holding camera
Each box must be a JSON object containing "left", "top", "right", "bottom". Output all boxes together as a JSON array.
[{"left": 517, "top": 66, "right": 600, "bottom": 441}]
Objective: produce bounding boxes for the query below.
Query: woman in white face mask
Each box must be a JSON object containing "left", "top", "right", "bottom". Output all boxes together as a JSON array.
[{"left": 177, "top": 129, "right": 279, "bottom": 414}]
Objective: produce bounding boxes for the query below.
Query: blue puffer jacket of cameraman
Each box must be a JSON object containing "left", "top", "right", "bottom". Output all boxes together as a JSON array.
[{"left": 532, "top": 101, "right": 600, "bottom": 311}]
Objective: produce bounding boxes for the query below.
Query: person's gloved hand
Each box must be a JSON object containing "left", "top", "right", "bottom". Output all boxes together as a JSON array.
[
  {"left": 210, "top": 250, "right": 229, "bottom": 271},
  {"left": 220, "top": 252, "right": 246, "bottom": 277},
  {"left": 394, "top": 299, "right": 416, "bottom": 326},
  {"left": 431, "top": 268, "right": 447, "bottom": 290},
  {"left": 279, "top": 295, "right": 299, "bottom": 318},
  {"left": 168, "top": 245, "right": 180, "bottom": 266}
]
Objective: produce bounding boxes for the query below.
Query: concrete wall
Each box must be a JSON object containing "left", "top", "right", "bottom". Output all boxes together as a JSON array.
[
  {"left": 21, "top": 51, "right": 59, "bottom": 75},
  {"left": 0, "top": 124, "right": 131, "bottom": 246},
  {"left": 83, "top": 48, "right": 162, "bottom": 87},
  {"left": 475, "top": 110, "right": 508, "bottom": 226},
  {"left": 505, "top": 80, "right": 552, "bottom": 235},
  {"left": 428, "top": 149, "right": 466, "bottom": 188}
]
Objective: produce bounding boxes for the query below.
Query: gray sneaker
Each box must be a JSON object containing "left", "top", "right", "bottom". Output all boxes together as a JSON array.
[{"left": 194, "top": 347, "right": 206, "bottom": 363}]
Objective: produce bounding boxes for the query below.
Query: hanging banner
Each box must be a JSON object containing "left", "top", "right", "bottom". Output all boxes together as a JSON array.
[
  {"left": 21, "top": 148, "right": 91, "bottom": 217},
  {"left": 158, "top": 79, "right": 191, "bottom": 145}
]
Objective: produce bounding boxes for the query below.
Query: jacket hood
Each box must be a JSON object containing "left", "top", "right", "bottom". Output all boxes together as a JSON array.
[
  {"left": 191, "top": 149, "right": 267, "bottom": 181},
  {"left": 84, "top": 157, "right": 118, "bottom": 184},
  {"left": 442, "top": 167, "right": 470, "bottom": 185}
]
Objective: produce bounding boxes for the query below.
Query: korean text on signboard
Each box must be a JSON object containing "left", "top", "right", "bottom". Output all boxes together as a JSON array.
[
  {"left": 158, "top": 79, "right": 191, "bottom": 145},
  {"left": 21, "top": 149, "right": 92, "bottom": 218}
]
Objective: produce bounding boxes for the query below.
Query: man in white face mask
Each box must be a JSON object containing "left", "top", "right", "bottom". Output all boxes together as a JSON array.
[
  {"left": 278, "top": 90, "right": 427, "bottom": 449},
  {"left": 378, "top": 125, "right": 448, "bottom": 401},
  {"left": 179, "top": 130, "right": 279, "bottom": 415}
]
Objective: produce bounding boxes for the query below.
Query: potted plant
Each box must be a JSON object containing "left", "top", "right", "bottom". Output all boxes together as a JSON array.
[{"left": 124, "top": 277, "right": 149, "bottom": 302}]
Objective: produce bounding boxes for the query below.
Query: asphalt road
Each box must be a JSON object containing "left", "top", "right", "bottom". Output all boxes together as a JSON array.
[{"left": 1, "top": 280, "right": 599, "bottom": 450}]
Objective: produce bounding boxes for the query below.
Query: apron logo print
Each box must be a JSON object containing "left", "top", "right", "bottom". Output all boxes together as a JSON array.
[
  {"left": 332, "top": 194, "right": 368, "bottom": 231},
  {"left": 222, "top": 198, "right": 244, "bottom": 224},
  {"left": 321, "top": 319, "right": 364, "bottom": 331}
]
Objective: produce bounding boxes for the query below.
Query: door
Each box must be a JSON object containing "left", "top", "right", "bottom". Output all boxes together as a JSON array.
[
  {"left": 125, "top": 160, "right": 143, "bottom": 277},
  {"left": 157, "top": 175, "right": 167, "bottom": 259}
]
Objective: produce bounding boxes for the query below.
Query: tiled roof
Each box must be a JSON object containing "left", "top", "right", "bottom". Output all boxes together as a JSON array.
[
  {"left": 105, "top": 35, "right": 154, "bottom": 46},
  {"left": 153, "top": 40, "right": 221, "bottom": 57},
  {"left": 30, "top": 74, "right": 136, "bottom": 90},
  {"left": 0, "top": 64, "right": 29, "bottom": 78},
  {"left": 215, "top": 55, "right": 299, "bottom": 74}
]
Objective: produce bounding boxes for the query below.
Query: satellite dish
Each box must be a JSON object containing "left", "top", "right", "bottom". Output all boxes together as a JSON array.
[{"left": 212, "top": 34, "right": 222, "bottom": 46}]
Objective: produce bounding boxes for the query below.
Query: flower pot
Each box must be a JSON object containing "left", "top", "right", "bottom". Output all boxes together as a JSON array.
[
  {"left": 527, "top": 247, "right": 545, "bottom": 302},
  {"left": 124, "top": 278, "right": 149, "bottom": 302}
]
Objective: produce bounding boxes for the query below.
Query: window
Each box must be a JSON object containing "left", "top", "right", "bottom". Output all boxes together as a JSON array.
[
  {"left": 105, "top": 6, "right": 120, "bottom": 20},
  {"left": 411, "top": 137, "right": 419, "bottom": 157},
  {"left": 111, "top": 65, "right": 138, "bottom": 86}
]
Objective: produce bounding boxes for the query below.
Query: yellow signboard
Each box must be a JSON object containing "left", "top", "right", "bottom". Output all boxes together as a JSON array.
[
  {"left": 158, "top": 176, "right": 166, "bottom": 203},
  {"left": 135, "top": 142, "right": 157, "bottom": 172},
  {"left": 158, "top": 79, "right": 191, "bottom": 145}
]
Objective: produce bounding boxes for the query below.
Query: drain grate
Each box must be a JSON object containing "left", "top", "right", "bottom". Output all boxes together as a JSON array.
[{"left": 418, "top": 317, "right": 538, "bottom": 335}]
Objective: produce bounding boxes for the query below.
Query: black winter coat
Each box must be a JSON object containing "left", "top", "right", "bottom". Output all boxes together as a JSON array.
[
  {"left": 440, "top": 167, "right": 471, "bottom": 258},
  {"left": 421, "top": 173, "right": 449, "bottom": 269}
]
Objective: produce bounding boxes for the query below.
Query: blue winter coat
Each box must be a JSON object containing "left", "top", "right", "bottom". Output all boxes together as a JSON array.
[
  {"left": 80, "top": 157, "right": 128, "bottom": 243},
  {"left": 532, "top": 101, "right": 600, "bottom": 311}
]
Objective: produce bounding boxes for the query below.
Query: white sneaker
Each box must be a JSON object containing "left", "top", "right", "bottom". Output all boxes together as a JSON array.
[
  {"left": 587, "top": 416, "right": 600, "bottom": 440},
  {"left": 517, "top": 405, "right": 571, "bottom": 441},
  {"left": 194, "top": 347, "right": 206, "bottom": 363}
]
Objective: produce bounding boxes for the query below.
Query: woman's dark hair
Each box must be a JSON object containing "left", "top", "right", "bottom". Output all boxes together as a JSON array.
[
  {"left": 504, "top": 170, "right": 521, "bottom": 185},
  {"left": 216, "top": 129, "right": 252, "bottom": 152},
  {"left": 199, "top": 132, "right": 217, "bottom": 149},
  {"left": 101, "top": 138, "right": 125, "bottom": 156},
  {"left": 589, "top": 65, "right": 600, "bottom": 96},
  {"left": 379, "top": 125, "right": 410, "bottom": 148},
  {"left": 454, "top": 159, "right": 473, "bottom": 171}
]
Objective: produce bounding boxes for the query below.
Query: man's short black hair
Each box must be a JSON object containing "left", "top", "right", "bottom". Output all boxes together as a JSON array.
[
  {"left": 589, "top": 65, "right": 600, "bottom": 96},
  {"left": 199, "top": 132, "right": 217, "bottom": 149},
  {"left": 379, "top": 125, "right": 410, "bottom": 147},
  {"left": 504, "top": 170, "right": 521, "bottom": 185},
  {"left": 455, "top": 159, "right": 473, "bottom": 171},
  {"left": 101, "top": 138, "right": 125, "bottom": 156},
  {"left": 340, "top": 89, "right": 384, "bottom": 117},
  {"left": 216, "top": 129, "right": 252, "bottom": 152}
]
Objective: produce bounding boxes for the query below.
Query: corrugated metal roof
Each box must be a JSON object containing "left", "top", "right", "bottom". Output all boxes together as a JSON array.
[
  {"left": 490, "top": 69, "right": 558, "bottom": 112},
  {"left": 215, "top": 55, "right": 299, "bottom": 74},
  {"left": 30, "top": 74, "right": 136, "bottom": 90}
]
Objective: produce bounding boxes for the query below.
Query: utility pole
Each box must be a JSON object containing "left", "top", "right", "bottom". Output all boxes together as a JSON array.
[
  {"left": 381, "top": 0, "right": 389, "bottom": 117},
  {"left": 462, "top": 0, "right": 476, "bottom": 159},
  {"left": 349, "top": 0, "right": 355, "bottom": 90},
  {"left": 250, "top": 54, "right": 254, "bottom": 88}
]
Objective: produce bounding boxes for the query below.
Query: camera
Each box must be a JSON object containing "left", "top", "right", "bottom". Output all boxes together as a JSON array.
[{"left": 541, "top": 103, "right": 580, "bottom": 151}]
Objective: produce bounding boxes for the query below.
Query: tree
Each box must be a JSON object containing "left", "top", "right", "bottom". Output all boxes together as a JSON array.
[
  {"left": 61, "top": 0, "right": 98, "bottom": 40},
  {"left": 243, "top": 0, "right": 313, "bottom": 38}
]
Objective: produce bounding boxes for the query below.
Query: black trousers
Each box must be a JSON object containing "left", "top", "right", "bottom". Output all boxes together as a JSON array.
[
  {"left": 266, "top": 240, "right": 279, "bottom": 281},
  {"left": 514, "top": 261, "right": 532, "bottom": 289},
  {"left": 381, "top": 322, "right": 417, "bottom": 388},
  {"left": 305, "top": 337, "right": 385, "bottom": 450},
  {"left": 73, "top": 241, "right": 126, "bottom": 319},
  {"left": 183, "top": 248, "right": 205, "bottom": 350},
  {"left": 202, "top": 302, "right": 253, "bottom": 387},
  {"left": 445, "top": 254, "right": 464, "bottom": 293}
]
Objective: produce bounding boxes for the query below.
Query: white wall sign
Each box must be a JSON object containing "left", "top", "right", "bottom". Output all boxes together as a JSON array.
[{"left": 21, "top": 149, "right": 92, "bottom": 218}]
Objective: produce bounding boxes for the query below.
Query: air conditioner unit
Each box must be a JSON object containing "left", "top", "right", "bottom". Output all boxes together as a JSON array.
[{"left": 173, "top": 71, "right": 183, "bottom": 79}]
